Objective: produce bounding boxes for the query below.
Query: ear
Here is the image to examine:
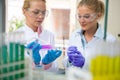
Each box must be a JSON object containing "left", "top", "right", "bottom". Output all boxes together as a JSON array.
[
  {"left": 97, "top": 13, "right": 101, "bottom": 20},
  {"left": 97, "top": 12, "right": 101, "bottom": 19},
  {"left": 22, "top": 8, "right": 26, "bottom": 15}
]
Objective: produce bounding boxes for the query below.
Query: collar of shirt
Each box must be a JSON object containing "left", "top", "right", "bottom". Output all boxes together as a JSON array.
[
  {"left": 37, "top": 25, "right": 42, "bottom": 37},
  {"left": 76, "top": 23, "right": 104, "bottom": 48},
  {"left": 94, "top": 24, "right": 104, "bottom": 39},
  {"left": 24, "top": 24, "right": 43, "bottom": 37},
  {"left": 78, "top": 30, "right": 86, "bottom": 49},
  {"left": 24, "top": 24, "right": 39, "bottom": 40},
  {"left": 24, "top": 24, "right": 36, "bottom": 33}
]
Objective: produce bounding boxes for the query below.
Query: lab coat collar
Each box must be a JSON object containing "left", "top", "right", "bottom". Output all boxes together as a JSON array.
[
  {"left": 24, "top": 24, "right": 36, "bottom": 33},
  {"left": 94, "top": 24, "right": 104, "bottom": 39},
  {"left": 76, "top": 23, "right": 104, "bottom": 39},
  {"left": 76, "top": 28, "right": 83, "bottom": 36},
  {"left": 24, "top": 24, "right": 43, "bottom": 36}
]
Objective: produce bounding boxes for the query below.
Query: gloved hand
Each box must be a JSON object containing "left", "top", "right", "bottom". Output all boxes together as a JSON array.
[
  {"left": 42, "top": 49, "right": 62, "bottom": 64},
  {"left": 26, "top": 41, "right": 42, "bottom": 65},
  {"left": 71, "top": 53, "right": 85, "bottom": 67},
  {"left": 67, "top": 46, "right": 85, "bottom": 68},
  {"left": 67, "top": 46, "right": 79, "bottom": 62}
]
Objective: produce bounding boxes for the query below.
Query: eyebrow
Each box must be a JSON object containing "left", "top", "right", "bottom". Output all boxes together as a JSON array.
[
  {"left": 78, "top": 14, "right": 91, "bottom": 15},
  {"left": 28, "top": 8, "right": 46, "bottom": 11},
  {"left": 34, "top": 9, "right": 46, "bottom": 11}
]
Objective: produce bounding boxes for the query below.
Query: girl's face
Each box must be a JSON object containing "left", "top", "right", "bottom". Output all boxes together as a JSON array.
[
  {"left": 77, "top": 6, "right": 99, "bottom": 31},
  {"left": 23, "top": 0, "right": 47, "bottom": 29}
]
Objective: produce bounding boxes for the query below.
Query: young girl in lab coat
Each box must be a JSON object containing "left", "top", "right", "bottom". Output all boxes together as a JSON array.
[
  {"left": 16, "top": 0, "right": 61, "bottom": 73},
  {"left": 63, "top": 0, "right": 116, "bottom": 70}
]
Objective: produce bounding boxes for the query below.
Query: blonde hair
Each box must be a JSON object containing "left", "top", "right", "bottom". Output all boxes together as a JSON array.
[
  {"left": 23, "top": 0, "right": 46, "bottom": 9},
  {"left": 78, "top": 0, "right": 105, "bottom": 18}
]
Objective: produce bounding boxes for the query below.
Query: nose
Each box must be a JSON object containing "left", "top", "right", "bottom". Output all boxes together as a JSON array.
[
  {"left": 37, "top": 13, "right": 45, "bottom": 18},
  {"left": 79, "top": 17, "right": 85, "bottom": 23}
]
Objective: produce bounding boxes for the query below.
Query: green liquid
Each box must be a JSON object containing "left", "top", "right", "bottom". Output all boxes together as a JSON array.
[
  {"left": 14, "top": 43, "right": 19, "bottom": 71},
  {"left": 20, "top": 72, "right": 24, "bottom": 78},
  {"left": 15, "top": 73, "right": 19, "bottom": 79},
  {"left": 3, "top": 77, "right": 7, "bottom": 80},
  {"left": 15, "top": 43, "right": 21, "bottom": 79},
  {"left": 2, "top": 45, "right": 8, "bottom": 79},
  {"left": 9, "top": 42, "right": 14, "bottom": 72},
  {"left": 0, "top": 47, "right": 1, "bottom": 75},
  {"left": 2, "top": 45, "right": 7, "bottom": 64},
  {"left": 15, "top": 43, "right": 19, "bottom": 61},
  {"left": 20, "top": 44, "right": 24, "bottom": 61},
  {"left": 20, "top": 44, "right": 25, "bottom": 78},
  {"left": 8, "top": 76, "right": 13, "bottom": 80}
]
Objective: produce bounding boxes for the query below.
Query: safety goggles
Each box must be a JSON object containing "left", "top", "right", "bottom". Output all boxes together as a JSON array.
[
  {"left": 27, "top": 8, "right": 48, "bottom": 18},
  {"left": 76, "top": 13, "right": 97, "bottom": 22}
]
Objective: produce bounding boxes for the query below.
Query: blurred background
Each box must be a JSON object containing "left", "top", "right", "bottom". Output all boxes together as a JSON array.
[
  {"left": 3, "top": 0, "right": 120, "bottom": 68},
  {"left": 0, "top": 0, "right": 120, "bottom": 80}
]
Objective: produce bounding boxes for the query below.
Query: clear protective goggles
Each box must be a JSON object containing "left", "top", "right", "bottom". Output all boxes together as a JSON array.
[
  {"left": 76, "top": 13, "right": 97, "bottom": 22},
  {"left": 27, "top": 8, "right": 48, "bottom": 18}
]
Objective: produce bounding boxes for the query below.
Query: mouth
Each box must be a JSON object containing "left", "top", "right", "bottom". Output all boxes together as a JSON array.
[
  {"left": 36, "top": 21, "right": 42, "bottom": 23},
  {"left": 81, "top": 23, "right": 86, "bottom": 27}
]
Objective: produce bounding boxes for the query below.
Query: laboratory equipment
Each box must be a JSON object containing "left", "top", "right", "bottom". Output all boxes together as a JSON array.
[
  {"left": 26, "top": 40, "right": 52, "bottom": 50},
  {"left": 41, "top": 45, "right": 53, "bottom": 50},
  {"left": 26, "top": 40, "right": 62, "bottom": 66},
  {"left": 89, "top": 41, "right": 120, "bottom": 80},
  {"left": 0, "top": 32, "right": 31, "bottom": 80}
]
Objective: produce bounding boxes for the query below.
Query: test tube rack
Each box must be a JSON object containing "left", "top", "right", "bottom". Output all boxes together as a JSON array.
[
  {"left": 0, "top": 42, "right": 30, "bottom": 80},
  {"left": 90, "top": 55, "right": 120, "bottom": 80}
]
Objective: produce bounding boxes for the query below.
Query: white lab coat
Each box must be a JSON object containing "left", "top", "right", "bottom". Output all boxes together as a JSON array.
[
  {"left": 63, "top": 24, "right": 116, "bottom": 70},
  {"left": 16, "top": 24, "right": 59, "bottom": 72}
]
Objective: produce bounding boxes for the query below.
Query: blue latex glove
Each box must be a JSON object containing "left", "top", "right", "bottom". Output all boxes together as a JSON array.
[
  {"left": 42, "top": 49, "right": 62, "bottom": 64},
  {"left": 67, "top": 46, "right": 85, "bottom": 68},
  {"left": 26, "top": 41, "right": 42, "bottom": 65}
]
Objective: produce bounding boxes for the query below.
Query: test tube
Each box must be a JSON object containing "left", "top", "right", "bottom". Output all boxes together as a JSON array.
[
  {"left": 8, "top": 32, "right": 21, "bottom": 80},
  {"left": 2, "top": 33, "right": 8, "bottom": 80},
  {"left": 27, "top": 39, "right": 53, "bottom": 50},
  {"left": 13, "top": 33, "right": 20, "bottom": 79},
  {"left": 14, "top": 32, "right": 19, "bottom": 70},
  {"left": 0, "top": 34, "right": 1, "bottom": 76},
  {"left": 102, "top": 42, "right": 109, "bottom": 75},
  {"left": 8, "top": 33, "right": 14, "bottom": 80},
  {"left": 90, "top": 58, "right": 96, "bottom": 76},
  {"left": 0, "top": 49, "right": 1, "bottom": 72},
  {"left": 41, "top": 45, "right": 52, "bottom": 50},
  {"left": 36, "top": 39, "right": 54, "bottom": 50},
  {"left": 113, "top": 42, "right": 120, "bottom": 75},
  {"left": 19, "top": 32, "right": 25, "bottom": 78}
]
